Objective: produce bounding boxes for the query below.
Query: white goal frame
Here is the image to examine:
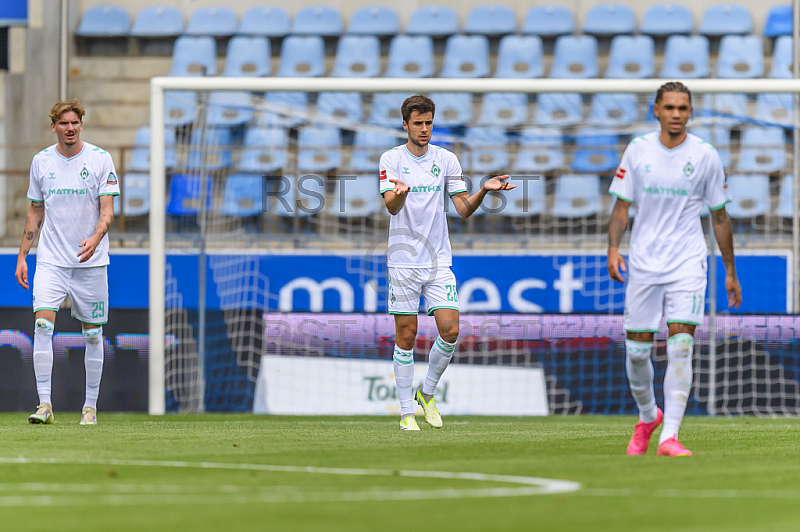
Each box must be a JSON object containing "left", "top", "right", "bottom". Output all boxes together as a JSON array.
[{"left": 148, "top": 77, "right": 800, "bottom": 415}]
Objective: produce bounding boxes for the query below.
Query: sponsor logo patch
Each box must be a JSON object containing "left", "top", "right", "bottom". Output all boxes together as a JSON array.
[
  {"left": 380, "top": 170, "right": 387, "bottom": 180},
  {"left": 107, "top": 172, "right": 118, "bottom": 185},
  {"left": 615, "top": 168, "right": 626, "bottom": 179}
]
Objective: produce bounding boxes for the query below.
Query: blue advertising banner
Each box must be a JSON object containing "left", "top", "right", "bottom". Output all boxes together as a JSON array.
[{"left": 0, "top": 1, "right": 27, "bottom": 26}]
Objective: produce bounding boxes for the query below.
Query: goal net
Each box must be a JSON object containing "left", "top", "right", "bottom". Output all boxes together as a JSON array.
[{"left": 145, "top": 77, "right": 800, "bottom": 416}]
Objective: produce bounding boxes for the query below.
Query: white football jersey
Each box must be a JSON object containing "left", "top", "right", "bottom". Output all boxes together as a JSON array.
[
  {"left": 379, "top": 144, "right": 467, "bottom": 268},
  {"left": 609, "top": 131, "right": 731, "bottom": 284},
  {"left": 27, "top": 142, "right": 120, "bottom": 268}
]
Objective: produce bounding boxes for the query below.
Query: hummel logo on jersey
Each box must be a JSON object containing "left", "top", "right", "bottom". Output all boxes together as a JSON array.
[
  {"left": 431, "top": 162, "right": 441, "bottom": 177},
  {"left": 48, "top": 172, "right": 56, "bottom": 179},
  {"left": 402, "top": 167, "right": 410, "bottom": 175},
  {"left": 644, "top": 164, "right": 652, "bottom": 173},
  {"left": 80, "top": 168, "right": 89, "bottom": 180},
  {"left": 683, "top": 162, "right": 694, "bottom": 178},
  {"left": 107, "top": 172, "right": 118, "bottom": 185},
  {"left": 615, "top": 168, "right": 626, "bottom": 179}
]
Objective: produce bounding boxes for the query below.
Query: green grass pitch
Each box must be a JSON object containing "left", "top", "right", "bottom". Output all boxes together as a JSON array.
[{"left": 1, "top": 414, "right": 799, "bottom": 532}]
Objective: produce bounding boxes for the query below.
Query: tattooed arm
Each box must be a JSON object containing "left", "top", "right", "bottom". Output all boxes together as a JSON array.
[
  {"left": 15, "top": 201, "right": 45, "bottom": 289},
  {"left": 77, "top": 195, "right": 114, "bottom": 263}
]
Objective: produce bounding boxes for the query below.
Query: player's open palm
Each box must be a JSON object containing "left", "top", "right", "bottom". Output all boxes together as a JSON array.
[
  {"left": 483, "top": 175, "right": 515, "bottom": 191},
  {"left": 726, "top": 275, "right": 742, "bottom": 309},
  {"left": 389, "top": 178, "right": 410, "bottom": 195},
  {"left": 607, "top": 249, "right": 627, "bottom": 283}
]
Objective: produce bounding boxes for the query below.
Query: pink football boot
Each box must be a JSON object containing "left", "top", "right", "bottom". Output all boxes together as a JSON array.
[
  {"left": 626, "top": 408, "right": 663, "bottom": 455},
  {"left": 657, "top": 437, "right": 693, "bottom": 457}
]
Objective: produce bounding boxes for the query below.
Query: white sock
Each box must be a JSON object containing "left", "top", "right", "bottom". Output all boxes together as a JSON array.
[
  {"left": 83, "top": 327, "right": 104, "bottom": 409},
  {"left": 660, "top": 333, "right": 694, "bottom": 444},
  {"left": 423, "top": 336, "right": 457, "bottom": 396},
  {"left": 393, "top": 345, "right": 415, "bottom": 417},
  {"left": 33, "top": 318, "right": 55, "bottom": 406},
  {"left": 625, "top": 339, "right": 657, "bottom": 423}
]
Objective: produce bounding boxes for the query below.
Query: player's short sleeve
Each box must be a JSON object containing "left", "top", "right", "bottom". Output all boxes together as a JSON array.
[
  {"left": 98, "top": 153, "right": 121, "bottom": 197},
  {"left": 703, "top": 149, "right": 731, "bottom": 211},
  {"left": 26, "top": 155, "right": 44, "bottom": 202},
  {"left": 379, "top": 150, "right": 397, "bottom": 196},
  {"left": 446, "top": 152, "right": 467, "bottom": 197},
  {"left": 608, "top": 144, "right": 635, "bottom": 203}
]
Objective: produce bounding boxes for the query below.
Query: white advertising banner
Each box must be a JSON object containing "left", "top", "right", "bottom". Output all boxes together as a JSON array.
[{"left": 253, "top": 355, "right": 548, "bottom": 416}]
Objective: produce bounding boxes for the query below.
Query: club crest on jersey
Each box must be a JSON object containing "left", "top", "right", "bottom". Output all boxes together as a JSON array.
[
  {"left": 80, "top": 167, "right": 89, "bottom": 180},
  {"left": 107, "top": 172, "right": 118, "bottom": 185},
  {"left": 615, "top": 168, "right": 626, "bottom": 180},
  {"left": 683, "top": 162, "right": 694, "bottom": 178},
  {"left": 431, "top": 162, "right": 441, "bottom": 177}
]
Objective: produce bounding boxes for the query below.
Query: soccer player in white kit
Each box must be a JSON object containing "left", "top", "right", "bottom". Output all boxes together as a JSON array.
[
  {"left": 15, "top": 99, "right": 119, "bottom": 426},
  {"left": 380, "top": 95, "right": 515, "bottom": 430},
  {"left": 607, "top": 82, "right": 742, "bottom": 456}
]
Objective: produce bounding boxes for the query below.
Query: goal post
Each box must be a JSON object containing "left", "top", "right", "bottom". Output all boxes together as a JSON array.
[{"left": 148, "top": 76, "right": 800, "bottom": 416}]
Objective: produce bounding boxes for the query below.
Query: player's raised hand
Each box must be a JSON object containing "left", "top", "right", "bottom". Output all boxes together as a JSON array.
[
  {"left": 15, "top": 258, "right": 29, "bottom": 290},
  {"left": 389, "top": 178, "right": 410, "bottom": 195},
  {"left": 726, "top": 274, "right": 742, "bottom": 309},
  {"left": 607, "top": 249, "right": 627, "bottom": 283},
  {"left": 482, "top": 175, "right": 515, "bottom": 191}
]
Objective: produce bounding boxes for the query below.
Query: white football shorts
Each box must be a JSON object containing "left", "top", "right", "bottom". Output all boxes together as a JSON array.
[
  {"left": 387, "top": 266, "right": 459, "bottom": 316},
  {"left": 32, "top": 262, "right": 109, "bottom": 324},
  {"left": 624, "top": 276, "right": 707, "bottom": 332}
]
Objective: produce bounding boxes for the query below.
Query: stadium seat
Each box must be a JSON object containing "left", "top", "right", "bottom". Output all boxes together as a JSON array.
[
  {"left": 737, "top": 126, "right": 787, "bottom": 173},
  {"left": 291, "top": 6, "right": 343, "bottom": 36},
  {"left": 169, "top": 36, "right": 216, "bottom": 76},
  {"left": 329, "top": 177, "right": 380, "bottom": 217},
  {"left": 725, "top": 174, "right": 771, "bottom": 218},
  {"left": 698, "top": 4, "right": 752, "bottom": 36},
  {"left": 278, "top": 36, "right": 325, "bottom": 77},
  {"left": 317, "top": 92, "right": 363, "bottom": 123},
  {"left": 350, "top": 130, "right": 403, "bottom": 172},
  {"left": 522, "top": 6, "right": 574, "bottom": 37},
  {"left": 430, "top": 92, "right": 472, "bottom": 127},
  {"left": 571, "top": 128, "right": 620, "bottom": 173},
  {"left": 238, "top": 127, "right": 287, "bottom": 173},
  {"left": 770, "top": 36, "right": 793, "bottom": 79},
  {"left": 298, "top": 126, "right": 342, "bottom": 172},
  {"left": 406, "top": 6, "right": 459, "bottom": 37},
  {"left": 185, "top": 7, "right": 237, "bottom": 36},
  {"left": 186, "top": 127, "right": 232, "bottom": 171},
  {"left": 76, "top": 5, "right": 130, "bottom": 36},
  {"left": 117, "top": 173, "right": 151, "bottom": 217},
  {"left": 238, "top": 7, "right": 290, "bottom": 37},
  {"left": 386, "top": 35, "right": 435, "bottom": 78},
  {"left": 440, "top": 35, "right": 490, "bottom": 78},
  {"left": 755, "top": 93, "right": 793, "bottom": 127},
  {"left": 549, "top": 36, "right": 598, "bottom": 78},
  {"left": 495, "top": 35, "right": 544, "bottom": 78},
  {"left": 716, "top": 35, "right": 763, "bottom": 78},
  {"left": 512, "top": 127, "right": 564, "bottom": 173},
  {"left": 368, "top": 92, "right": 412, "bottom": 127},
  {"left": 605, "top": 36, "right": 654, "bottom": 78},
  {"left": 476, "top": 93, "right": 528, "bottom": 127},
  {"left": 463, "top": 5, "right": 517, "bottom": 36},
  {"left": 689, "top": 126, "right": 732, "bottom": 168},
  {"left": 582, "top": 4, "right": 636, "bottom": 35},
  {"left": 128, "top": 126, "right": 177, "bottom": 172},
  {"left": 776, "top": 174, "right": 794, "bottom": 218},
  {"left": 166, "top": 174, "right": 213, "bottom": 216},
  {"left": 764, "top": 5, "right": 793, "bottom": 37},
  {"left": 588, "top": 93, "right": 638, "bottom": 125},
  {"left": 206, "top": 92, "right": 254, "bottom": 127},
  {"left": 223, "top": 36, "right": 271, "bottom": 77},
  {"left": 552, "top": 174, "right": 602, "bottom": 218},
  {"left": 697, "top": 93, "right": 749, "bottom": 126},
  {"left": 164, "top": 91, "right": 197, "bottom": 127},
  {"left": 502, "top": 174, "right": 546, "bottom": 217},
  {"left": 130, "top": 6, "right": 183, "bottom": 37},
  {"left": 268, "top": 175, "right": 325, "bottom": 218},
  {"left": 220, "top": 174, "right": 264, "bottom": 217},
  {"left": 463, "top": 127, "right": 509, "bottom": 174},
  {"left": 641, "top": 4, "right": 693, "bottom": 36},
  {"left": 660, "top": 35, "right": 709, "bottom": 78},
  {"left": 348, "top": 6, "right": 400, "bottom": 36},
  {"left": 332, "top": 35, "right": 381, "bottom": 78},
  {"left": 534, "top": 93, "right": 583, "bottom": 127},
  {"left": 258, "top": 92, "right": 309, "bottom": 128}
]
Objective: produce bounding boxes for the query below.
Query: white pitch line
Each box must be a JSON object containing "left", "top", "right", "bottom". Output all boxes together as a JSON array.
[{"left": 578, "top": 488, "right": 800, "bottom": 500}]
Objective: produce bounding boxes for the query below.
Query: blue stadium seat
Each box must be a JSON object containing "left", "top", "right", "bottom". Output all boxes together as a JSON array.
[
  {"left": 660, "top": 35, "right": 709, "bottom": 78},
  {"left": 689, "top": 126, "right": 732, "bottom": 168},
  {"left": 186, "top": 127, "right": 232, "bottom": 171},
  {"left": 207, "top": 92, "right": 254, "bottom": 127},
  {"left": 463, "top": 127, "right": 509, "bottom": 174},
  {"left": 386, "top": 36, "right": 434, "bottom": 78},
  {"left": 549, "top": 36, "right": 598, "bottom": 78},
  {"left": 116, "top": 173, "right": 151, "bottom": 217},
  {"left": 164, "top": 91, "right": 197, "bottom": 127},
  {"left": 513, "top": 127, "right": 564, "bottom": 173},
  {"left": 298, "top": 126, "right": 342, "bottom": 172},
  {"left": 698, "top": 93, "right": 749, "bottom": 126},
  {"left": 641, "top": 4, "right": 693, "bottom": 36},
  {"left": 368, "top": 92, "right": 412, "bottom": 127},
  {"left": 317, "top": 92, "right": 363, "bottom": 123},
  {"left": 350, "top": 130, "right": 402, "bottom": 172},
  {"left": 737, "top": 126, "right": 787, "bottom": 173},
  {"left": 534, "top": 93, "right": 583, "bottom": 126},
  {"left": 291, "top": 6, "right": 343, "bottom": 36},
  {"left": 441, "top": 35, "right": 490, "bottom": 78},
  {"left": 716, "top": 35, "right": 763, "bottom": 78},
  {"left": 406, "top": 6, "right": 459, "bottom": 37},
  {"left": 220, "top": 174, "right": 264, "bottom": 217},
  {"left": 477, "top": 93, "right": 528, "bottom": 127},
  {"left": 128, "top": 126, "right": 177, "bottom": 172},
  {"left": 278, "top": 36, "right": 325, "bottom": 77},
  {"left": 169, "top": 36, "right": 216, "bottom": 76},
  {"left": 166, "top": 174, "right": 213, "bottom": 216},
  {"left": 571, "top": 128, "right": 620, "bottom": 173},
  {"left": 698, "top": 4, "right": 752, "bottom": 36},
  {"left": 238, "top": 7, "right": 290, "bottom": 37},
  {"left": 430, "top": 93, "right": 472, "bottom": 127},
  {"left": 552, "top": 174, "right": 602, "bottom": 218},
  {"left": 495, "top": 35, "right": 543, "bottom": 78},
  {"left": 764, "top": 5, "right": 793, "bottom": 37},
  {"left": 332, "top": 35, "right": 380, "bottom": 77},
  {"left": 268, "top": 175, "right": 325, "bottom": 218},
  {"left": 223, "top": 36, "right": 271, "bottom": 77},
  {"left": 348, "top": 6, "right": 399, "bottom": 36},
  {"left": 755, "top": 93, "right": 793, "bottom": 127},
  {"left": 258, "top": 92, "right": 309, "bottom": 128},
  {"left": 776, "top": 174, "right": 794, "bottom": 218},
  {"left": 725, "top": 174, "right": 770, "bottom": 218},
  {"left": 605, "top": 36, "right": 654, "bottom": 78},
  {"left": 185, "top": 7, "right": 237, "bottom": 36},
  {"left": 238, "top": 127, "right": 287, "bottom": 173},
  {"left": 522, "top": 6, "right": 574, "bottom": 37},
  {"left": 582, "top": 4, "right": 636, "bottom": 35},
  {"left": 463, "top": 5, "right": 516, "bottom": 36},
  {"left": 770, "top": 36, "right": 793, "bottom": 78},
  {"left": 501, "top": 174, "right": 546, "bottom": 217},
  {"left": 329, "top": 177, "right": 380, "bottom": 217},
  {"left": 588, "top": 94, "right": 638, "bottom": 125},
  {"left": 76, "top": 6, "right": 130, "bottom": 36},
  {"left": 130, "top": 6, "right": 183, "bottom": 37}
]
